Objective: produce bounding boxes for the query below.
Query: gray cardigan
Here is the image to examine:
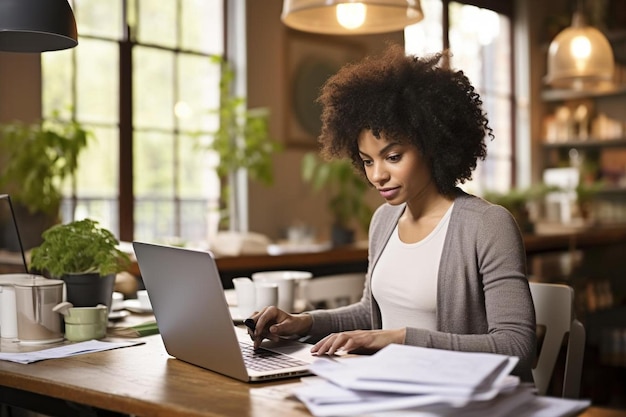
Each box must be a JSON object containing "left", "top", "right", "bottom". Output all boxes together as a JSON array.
[{"left": 308, "top": 190, "right": 536, "bottom": 382}]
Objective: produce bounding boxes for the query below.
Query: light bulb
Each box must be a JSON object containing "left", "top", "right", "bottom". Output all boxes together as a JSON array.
[
  {"left": 336, "top": 3, "right": 367, "bottom": 30},
  {"left": 570, "top": 36, "right": 592, "bottom": 60}
]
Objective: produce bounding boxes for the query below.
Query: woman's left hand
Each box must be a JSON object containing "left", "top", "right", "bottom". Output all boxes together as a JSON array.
[{"left": 311, "top": 328, "right": 406, "bottom": 356}]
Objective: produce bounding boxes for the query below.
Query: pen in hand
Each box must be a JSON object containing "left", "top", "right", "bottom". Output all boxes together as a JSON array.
[{"left": 244, "top": 318, "right": 256, "bottom": 333}]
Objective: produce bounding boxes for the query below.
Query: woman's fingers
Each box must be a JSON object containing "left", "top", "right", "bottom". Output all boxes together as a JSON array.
[
  {"left": 310, "top": 329, "right": 405, "bottom": 355},
  {"left": 311, "top": 333, "right": 354, "bottom": 355},
  {"left": 250, "top": 306, "right": 278, "bottom": 348}
]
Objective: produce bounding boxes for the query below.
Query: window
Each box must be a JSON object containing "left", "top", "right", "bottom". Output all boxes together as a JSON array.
[
  {"left": 42, "top": 0, "right": 224, "bottom": 242},
  {"left": 405, "top": 0, "right": 514, "bottom": 194}
]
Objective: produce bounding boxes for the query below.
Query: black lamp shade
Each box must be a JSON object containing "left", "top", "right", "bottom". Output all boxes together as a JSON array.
[{"left": 0, "top": 0, "right": 78, "bottom": 53}]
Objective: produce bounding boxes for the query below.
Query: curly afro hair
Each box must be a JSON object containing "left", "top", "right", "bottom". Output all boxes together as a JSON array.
[{"left": 316, "top": 44, "right": 492, "bottom": 197}]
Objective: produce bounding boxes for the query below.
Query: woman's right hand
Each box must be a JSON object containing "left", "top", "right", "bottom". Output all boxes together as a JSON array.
[{"left": 247, "top": 306, "right": 313, "bottom": 349}]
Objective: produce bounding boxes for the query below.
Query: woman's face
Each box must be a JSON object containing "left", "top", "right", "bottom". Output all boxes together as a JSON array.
[{"left": 358, "top": 130, "right": 433, "bottom": 206}]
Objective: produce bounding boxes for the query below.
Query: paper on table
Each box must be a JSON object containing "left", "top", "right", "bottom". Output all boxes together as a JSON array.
[
  {"left": 294, "top": 379, "right": 448, "bottom": 417},
  {"left": 294, "top": 375, "right": 522, "bottom": 417},
  {"left": 0, "top": 340, "right": 144, "bottom": 364},
  {"left": 363, "top": 390, "right": 591, "bottom": 417},
  {"left": 309, "top": 344, "right": 518, "bottom": 395},
  {"left": 510, "top": 396, "right": 591, "bottom": 417}
]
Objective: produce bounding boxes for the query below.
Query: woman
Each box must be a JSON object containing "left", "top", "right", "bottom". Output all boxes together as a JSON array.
[{"left": 249, "top": 45, "right": 536, "bottom": 381}]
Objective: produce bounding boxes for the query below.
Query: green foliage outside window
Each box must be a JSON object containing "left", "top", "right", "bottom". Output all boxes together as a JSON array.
[
  {"left": 200, "top": 56, "right": 282, "bottom": 229},
  {"left": 0, "top": 114, "right": 90, "bottom": 216}
]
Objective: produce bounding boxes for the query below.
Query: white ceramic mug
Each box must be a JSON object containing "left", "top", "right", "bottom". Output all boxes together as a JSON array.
[
  {"left": 251, "top": 271, "right": 312, "bottom": 312},
  {"left": 254, "top": 282, "right": 278, "bottom": 311},
  {"left": 232, "top": 277, "right": 256, "bottom": 319},
  {"left": 136, "top": 290, "right": 152, "bottom": 311}
]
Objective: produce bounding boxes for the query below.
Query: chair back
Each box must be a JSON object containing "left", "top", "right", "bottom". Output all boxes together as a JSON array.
[
  {"left": 530, "top": 282, "right": 585, "bottom": 398},
  {"left": 304, "top": 273, "right": 365, "bottom": 309}
]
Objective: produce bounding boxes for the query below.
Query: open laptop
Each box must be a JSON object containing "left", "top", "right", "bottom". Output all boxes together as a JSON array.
[{"left": 132, "top": 241, "right": 315, "bottom": 382}]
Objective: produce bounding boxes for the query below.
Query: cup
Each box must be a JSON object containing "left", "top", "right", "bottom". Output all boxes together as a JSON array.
[
  {"left": 111, "top": 291, "right": 124, "bottom": 311},
  {"left": 251, "top": 271, "right": 312, "bottom": 312},
  {"left": 54, "top": 302, "right": 108, "bottom": 342},
  {"left": 136, "top": 290, "right": 152, "bottom": 311},
  {"left": 254, "top": 282, "right": 278, "bottom": 311},
  {"left": 232, "top": 277, "right": 256, "bottom": 319}
]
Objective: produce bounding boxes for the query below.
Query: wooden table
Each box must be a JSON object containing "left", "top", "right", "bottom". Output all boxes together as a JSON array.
[
  {"left": 0, "top": 334, "right": 309, "bottom": 417},
  {"left": 0, "top": 333, "right": 624, "bottom": 417}
]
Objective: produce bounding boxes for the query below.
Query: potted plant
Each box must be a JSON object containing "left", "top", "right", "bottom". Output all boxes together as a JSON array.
[
  {"left": 201, "top": 56, "right": 282, "bottom": 232},
  {"left": 301, "top": 152, "right": 373, "bottom": 246},
  {"left": 29, "top": 218, "right": 131, "bottom": 310},
  {"left": 575, "top": 180, "right": 605, "bottom": 222},
  {"left": 0, "top": 114, "right": 90, "bottom": 250}
]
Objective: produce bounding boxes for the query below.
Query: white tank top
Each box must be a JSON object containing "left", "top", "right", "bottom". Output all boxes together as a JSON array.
[{"left": 371, "top": 203, "right": 453, "bottom": 331}]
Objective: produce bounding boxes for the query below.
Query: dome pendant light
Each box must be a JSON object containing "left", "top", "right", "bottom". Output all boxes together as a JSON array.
[
  {"left": 545, "top": 3, "right": 614, "bottom": 90},
  {"left": 0, "top": 0, "right": 78, "bottom": 53},
  {"left": 281, "top": 0, "right": 424, "bottom": 35}
]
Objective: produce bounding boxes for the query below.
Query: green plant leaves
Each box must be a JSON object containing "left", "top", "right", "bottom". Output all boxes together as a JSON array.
[
  {"left": 30, "top": 219, "right": 130, "bottom": 278},
  {"left": 301, "top": 152, "right": 372, "bottom": 233},
  {"left": 0, "top": 116, "right": 90, "bottom": 215},
  {"left": 198, "top": 56, "right": 282, "bottom": 229}
]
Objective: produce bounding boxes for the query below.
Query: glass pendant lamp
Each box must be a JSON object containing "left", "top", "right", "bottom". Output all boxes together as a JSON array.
[
  {"left": 281, "top": 0, "right": 424, "bottom": 35},
  {"left": 0, "top": 0, "right": 78, "bottom": 53},
  {"left": 545, "top": 6, "right": 614, "bottom": 90}
]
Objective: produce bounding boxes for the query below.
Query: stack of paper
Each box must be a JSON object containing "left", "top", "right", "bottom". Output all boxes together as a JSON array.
[{"left": 293, "top": 344, "right": 590, "bottom": 417}]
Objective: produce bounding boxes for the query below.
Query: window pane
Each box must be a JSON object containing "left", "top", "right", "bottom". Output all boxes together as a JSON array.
[
  {"left": 44, "top": 1, "right": 226, "bottom": 242},
  {"left": 404, "top": 0, "right": 443, "bottom": 56},
  {"left": 134, "top": 130, "right": 175, "bottom": 196},
  {"left": 76, "top": 39, "right": 119, "bottom": 124},
  {"left": 181, "top": 0, "right": 224, "bottom": 54},
  {"left": 134, "top": 199, "right": 175, "bottom": 241},
  {"left": 74, "top": 0, "right": 124, "bottom": 40},
  {"left": 449, "top": 2, "right": 512, "bottom": 194},
  {"left": 62, "top": 126, "right": 120, "bottom": 234},
  {"left": 177, "top": 54, "right": 221, "bottom": 132},
  {"left": 75, "top": 126, "right": 119, "bottom": 196},
  {"left": 42, "top": 49, "right": 74, "bottom": 117},
  {"left": 134, "top": 47, "right": 175, "bottom": 130},
  {"left": 178, "top": 133, "right": 208, "bottom": 197},
  {"left": 136, "top": 1, "right": 177, "bottom": 48}
]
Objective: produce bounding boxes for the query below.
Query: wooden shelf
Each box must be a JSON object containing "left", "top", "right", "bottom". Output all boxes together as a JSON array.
[
  {"left": 542, "top": 85, "right": 626, "bottom": 102},
  {"left": 541, "top": 138, "right": 626, "bottom": 149}
]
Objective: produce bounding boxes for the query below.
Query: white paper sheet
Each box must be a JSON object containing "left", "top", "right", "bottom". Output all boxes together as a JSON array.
[
  {"left": 0, "top": 340, "right": 144, "bottom": 364},
  {"left": 309, "top": 344, "right": 518, "bottom": 395}
]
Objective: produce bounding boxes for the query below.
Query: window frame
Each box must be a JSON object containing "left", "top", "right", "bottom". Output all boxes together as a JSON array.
[
  {"left": 44, "top": 0, "right": 228, "bottom": 242},
  {"left": 444, "top": 0, "right": 517, "bottom": 187}
]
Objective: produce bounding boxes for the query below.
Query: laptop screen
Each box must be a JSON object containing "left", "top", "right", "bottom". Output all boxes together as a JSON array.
[{"left": 0, "top": 194, "right": 28, "bottom": 273}]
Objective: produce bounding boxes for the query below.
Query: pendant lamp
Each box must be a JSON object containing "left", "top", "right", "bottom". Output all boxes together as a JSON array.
[
  {"left": 281, "top": 0, "right": 423, "bottom": 35},
  {"left": 544, "top": 6, "right": 614, "bottom": 90},
  {"left": 0, "top": 0, "right": 78, "bottom": 53}
]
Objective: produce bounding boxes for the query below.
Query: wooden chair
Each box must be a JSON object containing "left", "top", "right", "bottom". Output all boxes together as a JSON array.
[
  {"left": 303, "top": 273, "right": 365, "bottom": 309},
  {"left": 530, "top": 282, "right": 586, "bottom": 398}
]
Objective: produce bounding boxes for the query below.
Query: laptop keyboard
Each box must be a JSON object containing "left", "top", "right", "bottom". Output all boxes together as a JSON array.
[{"left": 239, "top": 342, "right": 308, "bottom": 372}]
